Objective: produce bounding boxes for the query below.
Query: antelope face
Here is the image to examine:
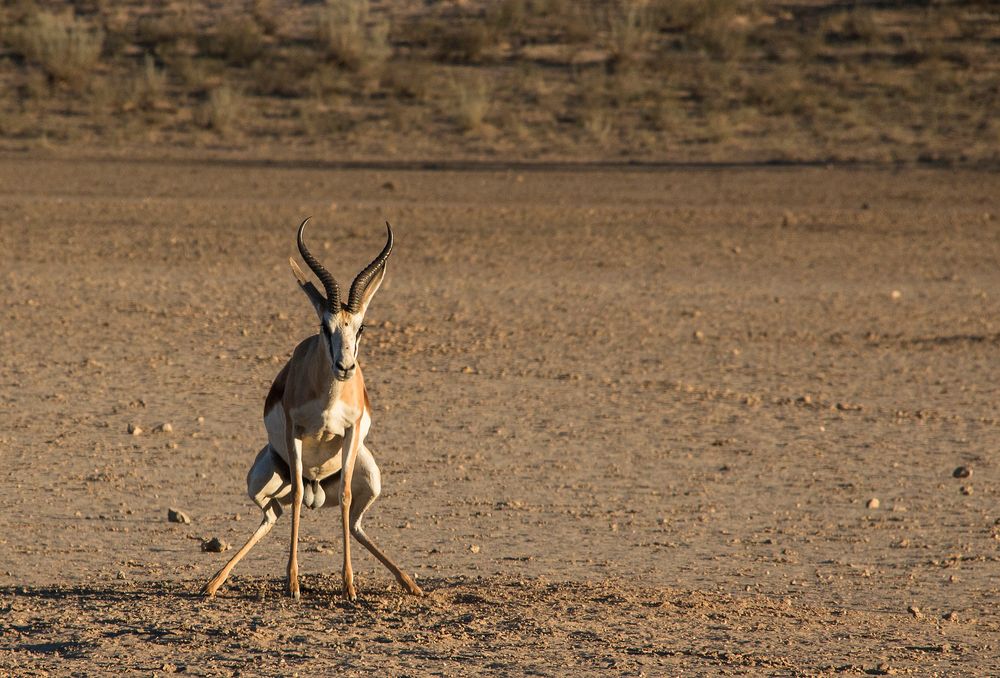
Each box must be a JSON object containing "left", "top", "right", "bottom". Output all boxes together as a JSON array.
[
  {"left": 291, "top": 217, "right": 391, "bottom": 382},
  {"left": 321, "top": 312, "right": 365, "bottom": 381}
]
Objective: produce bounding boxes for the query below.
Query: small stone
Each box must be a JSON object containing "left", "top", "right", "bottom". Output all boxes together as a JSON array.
[
  {"left": 907, "top": 605, "right": 922, "bottom": 619},
  {"left": 127, "top": 423, "right": 142, "bottom": 436},
  {"left": 867, "top": 497, "right": 880, "bottom": 510},
  {"left": 461, "top": 366, "right": 474, "bottom": 374},
  {"left": 469, "top": 544, "right": 480, "bottom": 554},
  {"left": 961, "top": 485, "right": 973, "bottom": 496},
  {"left": 381, "top": 181, "right": 396, "bottom": 191},
  {"left": 202, "top": 537, "right": 231, "bottom": 553},
  {"left": 152, "top": 422, "right": 173, "bottom": 434},
  {"left": 943, "top": 611, "right": 958, "bottom": 622},
  {"left": 167, "top": 508, "right": 191, "bottom": 524},
  {"left": 952, "top": 466, "right": 972, "bottom": 479},
  {"left": 693, "top": 330, "right": 705, "bottom": 342},
  {"left": 890, "top": 290, "right": 902, "bottom": 300}
]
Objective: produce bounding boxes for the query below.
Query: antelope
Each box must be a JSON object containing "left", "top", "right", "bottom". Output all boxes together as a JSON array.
[{"left": 201, "top": 218, "right": 422, "bottom": 601}]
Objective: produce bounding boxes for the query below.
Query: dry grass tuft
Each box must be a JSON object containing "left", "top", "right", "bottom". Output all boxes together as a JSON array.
[
  {"left": 7, "top": 10, "right": 104, "bottom": 88},
  {"left": 198, "top": 85, "right": 241, "bottom": 133},
  {"left": 607, "top": 2, "right": 654, "bottom": 70},
  {"left": 452, "top": 74, "right": 490, "bottom": 132},
  {"left": 128, "top": 53, "right": 168, "bottom": 111},
  {"left": 317, "top": 0, "right": 389, "bottom": 74}
]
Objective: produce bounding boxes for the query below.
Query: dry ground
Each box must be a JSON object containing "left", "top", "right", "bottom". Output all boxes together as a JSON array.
[{"left": 0, "top": 156, "right": 999, "bottom": 675}]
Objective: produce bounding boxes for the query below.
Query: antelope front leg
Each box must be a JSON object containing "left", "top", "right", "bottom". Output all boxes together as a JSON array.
[
  {"left": 340, "top": 422, "right": 361, "bottom": 600},
  {"left": 287, "top": 432, "right": 305, "bottom": 599}
]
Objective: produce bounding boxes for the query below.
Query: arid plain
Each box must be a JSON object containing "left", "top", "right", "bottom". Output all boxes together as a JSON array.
[{"left": 1, "top": 156, "right": 999, "bottom": 675}]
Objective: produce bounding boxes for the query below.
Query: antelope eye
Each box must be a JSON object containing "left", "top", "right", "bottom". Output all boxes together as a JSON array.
[{"left": 357, "top": 324, "right": 365, "bottom": 338}]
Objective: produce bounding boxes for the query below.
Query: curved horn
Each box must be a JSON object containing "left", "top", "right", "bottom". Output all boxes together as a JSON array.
[
  {"left": 346, "top": 222, "right": 393, "bottom": 314},
  {"left": 296, "top": 217, "right": 340, "bottom": 312}
]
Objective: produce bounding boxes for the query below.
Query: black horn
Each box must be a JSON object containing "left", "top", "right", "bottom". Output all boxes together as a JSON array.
[
  {"left": 346, "top": 222, "right": 393, "bottom": 314},
  {"left": 296, "top": 217, "right": 340, "bottom": 313}
]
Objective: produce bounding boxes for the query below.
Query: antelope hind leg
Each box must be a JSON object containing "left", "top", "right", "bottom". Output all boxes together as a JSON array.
[
  {"left": 321, "top": 445, "right": 423, "bottom": 596},
  {"left": 201, "top": 446, "right": 290, "bottom": 597}
]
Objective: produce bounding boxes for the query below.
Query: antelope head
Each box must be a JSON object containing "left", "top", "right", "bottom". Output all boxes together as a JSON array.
[{"left": 290, "top": 218, "right": 392, "bottom": 381}]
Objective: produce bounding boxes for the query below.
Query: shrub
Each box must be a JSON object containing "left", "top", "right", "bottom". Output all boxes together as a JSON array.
[
  {"left": 436, "top": 23, "right": 492, "bottom": 63},
  {"left": 216, "top": 16, "right": 266, "bottom": 66},
  {"left": 7, "top": 11, "right": 104, "bottom": 88}
]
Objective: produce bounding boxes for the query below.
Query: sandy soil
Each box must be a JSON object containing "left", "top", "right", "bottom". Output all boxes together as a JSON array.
[{"left": 1, "top": 155, "right": 999, "bottom": 675}]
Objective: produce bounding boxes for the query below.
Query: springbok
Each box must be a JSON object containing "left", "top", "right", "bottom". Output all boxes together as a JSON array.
[{"left": 201, "top": 218, "right": 422, "bottom": 600}]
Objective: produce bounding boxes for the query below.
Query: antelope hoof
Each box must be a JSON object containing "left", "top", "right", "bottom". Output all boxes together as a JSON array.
[
  {"left": 400, "top": 575, "right": 423, "bottom": 597},
  {"left": 200, "top": 582, "right": 219, "bottom": 598},
  {"left": 343, "top": 578, "right": 357, "bottom": 601}
]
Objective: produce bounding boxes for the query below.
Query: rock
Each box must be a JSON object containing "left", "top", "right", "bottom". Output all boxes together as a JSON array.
[
  {"left": 961, "top": 485, "right": 973, "bottom": 496},
  {"left": 469, "top": 544, "right": 481, "bottom": 554},
  {"left": 167, "top": 508, "right": 191, "bottom": 524},
  {"left": 202, "top": 537, "right": 231, "bottom": 553},
  {"left": 127, "top": 423, "right": 143, "bottom": 436},
  {"left": 152, "top": 422, "right": 173, "bottom": 434},
  {"left": 867, "top": 497, "right": 880, "bottom": 510},
  {"left": 381, "top": 181, "right": 396, "bottom": 191},
  {"left": 952, "top": 466, "right": 971, "bottom": 479},
  {"left": 890, "top": 289, "right": 902, "bottom": 300},
  {"left": 907, "top": 605, "right": 922, "bottom": 619},
  {"left": 116, "top": 570, "right": 127, "bottom": 580},
  {"left": 693, "top": 330, "right": 705, "bottom": 342},
  {"left": 943, "top": 611, "right": 958, "bottom": 622}
]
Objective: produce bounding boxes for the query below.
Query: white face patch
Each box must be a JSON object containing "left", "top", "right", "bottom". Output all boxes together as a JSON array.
[{"left": 321, "top": 311, "right": 365, "bottom": 379}]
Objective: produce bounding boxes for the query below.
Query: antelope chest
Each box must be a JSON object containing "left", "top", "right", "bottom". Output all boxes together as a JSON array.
[{"left": 293, "top": 398, "right": 362, "bottom": 481}]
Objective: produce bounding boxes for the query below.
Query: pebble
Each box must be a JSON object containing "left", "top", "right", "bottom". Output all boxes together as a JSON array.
[
  {"left": 907, "top": 605, "right": 922, "bottom": 619},
  {"left": 152, "top": 422, "right": 173, "bottom": 434},
  {"left": 943, "top": 611, "right": 958, "bottom": 622},
  {"left": 693, "top": 330, "right": 705, "bottom": 342},
  {"left": 167, "top": 508, "right": 191, "bottom": 524},
  {"left": 961, "top": 485, "right": 973, "bottom": 496},
  {"left": 469, "top": 544, "right": 481, "bottom": 554},
  {"left": 890, "top": 290, "right": 902, "bottom": 300},
  {"left": 202, "top": 537, "right": 231, "bottom": 553},
  {"left": 867, "top": 497, "right": 880, "bottom": 510},
  {"left": 127, "top": 423, "right": 142, "bottom": 436},
  {"left": 116, "top": 570, "right": 127, "bottom": 580},
  {"left": 952, "top": 466, "right": 971, "bottom": 479}
]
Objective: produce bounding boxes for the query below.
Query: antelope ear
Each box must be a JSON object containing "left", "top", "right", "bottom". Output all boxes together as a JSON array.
[
  {"left": 357, "top": 263, "right": 387, "bottom": 316},
  {"left": 290, "top": 258, "right": 327, "bottom": 318}
]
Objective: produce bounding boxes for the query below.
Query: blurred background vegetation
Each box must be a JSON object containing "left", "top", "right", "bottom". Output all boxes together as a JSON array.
[{"left": 0, "top": 0, "right": 997, "bottom": 163}]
